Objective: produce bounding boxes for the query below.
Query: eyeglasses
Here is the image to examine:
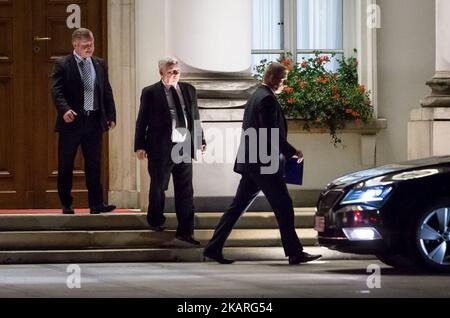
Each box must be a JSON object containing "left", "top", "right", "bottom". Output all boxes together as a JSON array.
[{"left": 167, "top": 70, "right": 180, "bottom": 75}]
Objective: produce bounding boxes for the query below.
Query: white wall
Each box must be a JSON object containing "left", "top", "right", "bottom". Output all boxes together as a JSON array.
[
  {"left": 376, "top": 0, "right": 435, "bottom": 164},
  {"left": 288, "top": 133, "right": 369, "bottom": 189}
]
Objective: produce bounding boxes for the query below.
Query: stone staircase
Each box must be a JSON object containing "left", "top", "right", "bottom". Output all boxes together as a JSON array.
[{"left": 0, "top": 209, "right": 329, "bottom": 264}]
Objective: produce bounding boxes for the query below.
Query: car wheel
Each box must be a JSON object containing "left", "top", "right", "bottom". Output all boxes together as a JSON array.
[{"left": 409, "top": 199, "right": 450, "bottom": 273}]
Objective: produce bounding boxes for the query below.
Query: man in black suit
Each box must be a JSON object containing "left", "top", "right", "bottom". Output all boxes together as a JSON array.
[
  {"left": 204, "top": 62, "right": 322, "bottom": 264},
  {"left": 134, "top": 57, "right": 206, "bottom": 246},
  {"left": 51, "top": 28, "right": 116, "bottom": 215}
]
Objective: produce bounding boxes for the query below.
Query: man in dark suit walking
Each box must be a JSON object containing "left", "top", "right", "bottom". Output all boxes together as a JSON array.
[
  {"left": 134, "top": 57, "right": 206, "bottom": 246},
  {"left": 204, "top": 62, "right": 322, "bottom": 264},
  {"left": 51, "top": 28, "right": 117, "bottom": 215}
]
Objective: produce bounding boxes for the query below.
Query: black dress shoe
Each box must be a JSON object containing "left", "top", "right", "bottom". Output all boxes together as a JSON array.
[
  {"left": 289, "top": 252, "right": 322, "bottom": 265},
  {"left": 90, "top": 204, "right": 116, "bottom": 215},
  {"left": 175, "top": 235, "right": 201, "bottom": 246},
  {"left": 203, "top": 250, "right": 235, "bottom": 264},
  {"left": 62, "top": 206, "right": 75, "bottom": 215}
]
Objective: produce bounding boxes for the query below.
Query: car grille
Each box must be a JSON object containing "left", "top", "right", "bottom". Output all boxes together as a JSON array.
[{"left": 317, "top": 190, "right": 344, "bottom": 214}]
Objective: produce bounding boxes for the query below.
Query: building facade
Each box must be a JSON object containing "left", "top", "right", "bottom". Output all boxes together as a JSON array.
[{"left": 0, "top": 0, "right": 440, "bottom": 210}]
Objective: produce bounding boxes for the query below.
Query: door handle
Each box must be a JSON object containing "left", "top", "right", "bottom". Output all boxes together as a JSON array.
[{"left": 34, "top": 36, "right": 52, "bottom": 42}]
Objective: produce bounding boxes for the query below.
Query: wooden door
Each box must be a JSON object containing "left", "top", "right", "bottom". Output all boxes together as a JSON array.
[
  {"left": 0, "top": 0, "right": 30, "bottom": 208},
  {"left": 0, "top": 0, "right": 108, "bottom": 209}
]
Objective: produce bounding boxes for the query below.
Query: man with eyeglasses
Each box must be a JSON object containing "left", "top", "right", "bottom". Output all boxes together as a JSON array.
[
  {"left": 51, "top": 28, "right": 117, "bottom": 215},
  {"left": 134, "top": 57, "right": 207, "bottom": 246}
]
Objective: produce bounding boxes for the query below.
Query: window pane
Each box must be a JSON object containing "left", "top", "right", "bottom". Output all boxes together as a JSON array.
[
  {"left": 297, "top": 53, "right": 343, "bottom": 72},
  {"left": 252, "top": 54, "right": 281, "bottom": 75},
  {"left": 297, "top": 0, "right": 343, "bottom": 50},
  {"left": 252, "top": 0, "right": 283, "bottom": 50}
]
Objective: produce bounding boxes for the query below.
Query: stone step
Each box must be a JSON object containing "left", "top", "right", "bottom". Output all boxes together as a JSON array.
[
  {"left": 0, "top": 229, "right": 318, "bottom": 251},
  {"left": 0, "top": 210, "right": 316, "bottom": 231},
  {"left": 0, "top": 247, "right": 374, "bottom": 265}
]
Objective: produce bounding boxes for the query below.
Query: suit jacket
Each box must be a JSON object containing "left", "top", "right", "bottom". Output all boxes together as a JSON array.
[
  {"left": 234, "top": 85, "right": 297, "bottom": 175},
  {"left": 134, "top": 81, "right": 206, "bottom": 162},
  {"left": 51, "top": 54, "right": 117, "bottom": 132}
]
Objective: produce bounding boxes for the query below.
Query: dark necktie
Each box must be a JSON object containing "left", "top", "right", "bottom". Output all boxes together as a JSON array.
[
  {"left": 170, "top": 86, "right": 186, "bottom": 129},
  {"left": 79, "top": 60, "right": 94, "bottom": 111}
]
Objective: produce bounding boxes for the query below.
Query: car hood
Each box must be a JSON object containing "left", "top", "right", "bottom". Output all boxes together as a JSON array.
[{"left": 328, "top": 156, "right": 450, "bottom": 188}]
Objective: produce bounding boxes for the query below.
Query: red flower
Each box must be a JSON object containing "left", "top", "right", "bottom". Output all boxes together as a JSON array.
[
  {"left": 332, "top": 94, "right": 341, "bottom": 101},
  {"left": 301, "top": 61, "right": 309, "bottom": 68},
  {"left": 332, "top": 85, "right": 339, "bottom": 94},
  {"left": 316, "top": 76, "right": 329, "bottom": 84},
  {"left": 299, "top": 81, "right": 307, "bottom": 89},
  {"left": 317, "top": 56, "right": 330, "bottom": 65},
  {"left": 281, "top": 59, "right": 293, "bottom": 66},
  {"left": 285, "top": 87, "right": 294, "bottom": 94},
  {"left": 287, "top": 98, "right": 296, "bottom": 104}
]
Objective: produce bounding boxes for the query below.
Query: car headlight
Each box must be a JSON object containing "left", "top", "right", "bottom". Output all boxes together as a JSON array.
[{"left": 341, "top": 186, "right": 393, "bottom": 206}]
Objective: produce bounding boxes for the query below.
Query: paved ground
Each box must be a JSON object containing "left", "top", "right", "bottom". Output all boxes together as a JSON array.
[{"left": 0, "top": 259, "right": 449, "bottom": 298}]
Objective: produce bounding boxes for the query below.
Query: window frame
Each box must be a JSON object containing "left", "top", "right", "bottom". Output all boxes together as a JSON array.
[
  {"left": 251, "top": 0, "right": 379, "bottom": 115},
  {"left": 252, "top": 0, "right": 347, "bottom": 63}
]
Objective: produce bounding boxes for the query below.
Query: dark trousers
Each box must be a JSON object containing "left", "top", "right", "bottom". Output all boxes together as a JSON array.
[
  {"left": 57, "top": 114, "right": 103, "bottom": 209},
  {"left": 205, "top": 171, "right": 303, "bottom": 257},
  {"left": 147, "top": 159, "right": 194, "bottom": 237}
]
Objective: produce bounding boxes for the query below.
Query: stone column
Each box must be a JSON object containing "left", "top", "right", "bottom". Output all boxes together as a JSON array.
[
  {"left": 107, "top": 0, "right": 138, "bottom": 208},
  {"left": 408, "top": 0, "right": 450, "bottom": 159},
  {"left": 434, "top": 0, "right": 450, "bottom": 79},
  {"left": 167, "top": 0, "right": 252, "bottom": 73},
  {"left": 421, "top": 0, "right": 450, "bottom": 107}
]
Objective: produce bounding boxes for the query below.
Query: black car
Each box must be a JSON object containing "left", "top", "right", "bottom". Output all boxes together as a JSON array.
[{"left": 315, "top": 156, "right": 450, "bottom": 272}]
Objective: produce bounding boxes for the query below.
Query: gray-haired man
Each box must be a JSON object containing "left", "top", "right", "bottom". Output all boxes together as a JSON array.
[{"left": 134, "top": 57, "right": 206, "bottom": 246}]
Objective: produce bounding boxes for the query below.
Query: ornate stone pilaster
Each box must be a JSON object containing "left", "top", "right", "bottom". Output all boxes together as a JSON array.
[
  {"left": 107, "top": 0, "right": 138, "bottom": 208},
  {"left": 421, "top": 0, "right": 450, "bottom": 108},
  {"left": 409, "top": 0, "right": 450, "bottom": 159}
]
